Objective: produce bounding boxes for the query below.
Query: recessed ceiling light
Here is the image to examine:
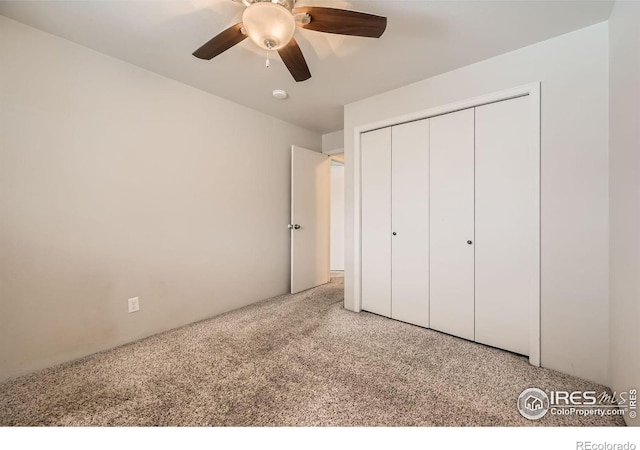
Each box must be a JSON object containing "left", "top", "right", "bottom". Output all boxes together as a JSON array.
[{"left": 273, "top": 89, "right": 288, "bottom": 100}]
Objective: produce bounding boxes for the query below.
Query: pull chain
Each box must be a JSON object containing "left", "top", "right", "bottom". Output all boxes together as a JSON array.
[{"left": 265, "top": 40, "right": 275, "bottom": 69}]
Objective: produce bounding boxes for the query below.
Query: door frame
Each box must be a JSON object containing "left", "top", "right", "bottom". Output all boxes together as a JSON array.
[
  {"left": 352, "top": 83, "right": 541, "bottom": 366},
  {"left": 330, "top": 158, "right": 345, "bottom": 272}
]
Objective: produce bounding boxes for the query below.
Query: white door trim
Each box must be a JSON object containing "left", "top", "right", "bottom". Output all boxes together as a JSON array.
[
  {"left": 322, "top": 148, "right": 345, "bottom": 156},
  {"left": 352, "top": 82, "right": 541, "bottom": 366}
]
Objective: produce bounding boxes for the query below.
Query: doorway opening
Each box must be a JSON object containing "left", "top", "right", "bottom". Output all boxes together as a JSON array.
[
  {"left": 330, "top": 155, "right": 345, "bottom": 277},
  {"left": 289, "top": 145, "right": 343, "bottom": 293}
]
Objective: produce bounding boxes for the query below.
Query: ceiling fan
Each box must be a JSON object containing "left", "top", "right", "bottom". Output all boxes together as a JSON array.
[{"left": 193, "top": 0, "right": 387, "bottom": 82}]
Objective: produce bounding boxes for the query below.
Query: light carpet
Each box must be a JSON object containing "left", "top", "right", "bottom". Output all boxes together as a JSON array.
[{"left": 0, "top": 277, "right": 625, "bottom": 426}]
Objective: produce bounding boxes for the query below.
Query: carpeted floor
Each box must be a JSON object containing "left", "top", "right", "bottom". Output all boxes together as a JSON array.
[{"left": 0, "top": 277, "right": 625, "bottom": 426}]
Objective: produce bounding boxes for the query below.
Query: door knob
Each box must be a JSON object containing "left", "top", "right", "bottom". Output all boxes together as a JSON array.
[
  {"left": 288, "top": 224, "right": 301, "bottom": 230},
  {"left": 392, "top": 232, "right": 397, "bottom": 236},
  {"left": 467, "top": 240, "right": 473, "bottom": 245}
]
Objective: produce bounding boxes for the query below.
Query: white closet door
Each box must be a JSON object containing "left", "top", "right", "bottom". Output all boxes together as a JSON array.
[
  {"left": 475, "top": 96, "right": 537, "bottom": 356},
  {"left": 361, "top": 127, "right": 392, "bottom": 317},
  {"left": 430, "top": 109, "right": 475, "bottom": 340},
  {"left": 391, "top": 119, "right": 430, "bottom": 328}
]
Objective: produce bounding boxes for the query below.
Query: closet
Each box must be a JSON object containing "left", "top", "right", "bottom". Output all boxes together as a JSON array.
[
  {"left": 360, "top": 95, "right": 537, "bottom": 356},
  {"left": 361, "top": 119, "right": 430, "bottom": 328}
]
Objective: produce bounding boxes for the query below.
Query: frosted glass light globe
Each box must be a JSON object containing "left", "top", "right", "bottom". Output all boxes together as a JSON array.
[{"left": 242, "top": 2, "right": 296, "bottom": 50}]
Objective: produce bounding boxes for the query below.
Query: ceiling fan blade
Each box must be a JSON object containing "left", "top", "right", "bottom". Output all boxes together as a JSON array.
[
  {"left": 278, "top": 37, "right": 311, "bottom": 82},
  {"left": 193, "top": 23, "right": 247, "bottom": 60},
  {"left": 293, "top": 7, "right": 387, "bottom": 38}
]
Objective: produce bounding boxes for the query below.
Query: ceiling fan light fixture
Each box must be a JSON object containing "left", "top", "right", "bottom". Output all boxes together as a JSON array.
[
  {"left": 194, "top": 1, "right": 386, "bottom": 82},
  {"left": 242, "top": 2, "right": 296, "bottom": 50}
]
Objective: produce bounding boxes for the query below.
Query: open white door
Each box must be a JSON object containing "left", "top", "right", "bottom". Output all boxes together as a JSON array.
[{"left": 290, "top": 145, "right": 330, "bottom": 294}]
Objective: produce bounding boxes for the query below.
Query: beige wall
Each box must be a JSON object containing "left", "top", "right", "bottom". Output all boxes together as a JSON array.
[
  {"left": 609, "top": 0, "right": 640, "bottom": 426},
  {"left": 0, "top": 16, "right": 321, "bottom": 381},
  {"left": 322, "top": 130, "right": 344, "bottom": 153},
  {"left": 344, "top": 23, "right": 610, "bottom": 385}
]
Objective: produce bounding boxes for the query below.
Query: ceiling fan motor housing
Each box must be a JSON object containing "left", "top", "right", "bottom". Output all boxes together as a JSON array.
[{"left": 239, "top": 0, "right": 296, "bottom": 12}]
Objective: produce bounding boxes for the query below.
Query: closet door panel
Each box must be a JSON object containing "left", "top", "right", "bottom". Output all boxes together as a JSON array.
[
  {"left": 475, "top": 96, "right": 536, "bottom": 356},
  {"left": 391, "top": 119, "right": 430, "bottom": 328},
  {"left": 361, "top": 127, "right": 392, "bottom": 317},
  {"left": 429, "top": 109, "right": 475, "bottom": 340}
]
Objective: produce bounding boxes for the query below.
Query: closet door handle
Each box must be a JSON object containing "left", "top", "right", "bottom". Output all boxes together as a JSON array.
[
  {"left": 467, "top": 240, "right": 473, "bottom": 245},
  {"left": 393, "top": 232, "right": 397, "bottom": 236}
]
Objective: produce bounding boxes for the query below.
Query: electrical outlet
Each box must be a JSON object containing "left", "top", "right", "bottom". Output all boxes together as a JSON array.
[{"left": 128, "top": 297, "right": 139, "bottom": 313}]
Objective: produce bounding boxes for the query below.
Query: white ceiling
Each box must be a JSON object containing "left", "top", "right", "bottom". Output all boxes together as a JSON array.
[{"left": 0, "top": 0, "right": 613, "bottom": 133}]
